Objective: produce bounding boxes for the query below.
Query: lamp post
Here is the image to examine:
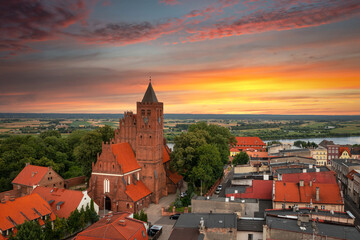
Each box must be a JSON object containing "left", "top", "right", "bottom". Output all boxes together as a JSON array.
[{"left": 104, "top": 195, "right": 106, "bottom": 217}]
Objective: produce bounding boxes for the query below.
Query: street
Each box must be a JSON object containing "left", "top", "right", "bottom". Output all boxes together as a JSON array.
[{"left": 344, "top": 195, "right": 360, "bottom": 226}]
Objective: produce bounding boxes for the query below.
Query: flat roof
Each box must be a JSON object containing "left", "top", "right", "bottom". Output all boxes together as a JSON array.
[
  {"left": 237, "top": 219, "right": 265, "bottom": 232},
  {"left": 266, "top": 216, "right": 360, "bottom": 240},
  {"left": 174, "top": 213, "right": 237, "bottom": 229}
]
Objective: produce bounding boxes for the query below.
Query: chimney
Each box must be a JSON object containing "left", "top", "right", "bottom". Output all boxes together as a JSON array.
[
  {"left": 299, "top": 180, "right": 304, "bottom": 187},
  {"left": 309, "top": 181, "right": 312, "bottom": 187},
  {"left": 302, "top": 169, "right": 307, "bottom": 173},
  {"left": 316, "top": 168, "right": 320, "bottom": 172},
  {"left": 118, "top": 220, "right": 126, "bottom": 226},
  {"left": 316, "top": 187, "right": 320, "bottom": 201}
]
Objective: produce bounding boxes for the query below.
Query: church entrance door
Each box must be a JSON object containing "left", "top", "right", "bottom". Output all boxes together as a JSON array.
[{"left": 105, "top": 196, "right": 111, "bottom": 210}]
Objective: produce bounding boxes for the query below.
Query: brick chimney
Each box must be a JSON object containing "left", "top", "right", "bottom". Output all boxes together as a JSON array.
[
  {"left": 316, "top": 187, "right": 320, "bottom": 201},
  {"left": 299, "top": 180, "right": 304, "bottom": 187}
]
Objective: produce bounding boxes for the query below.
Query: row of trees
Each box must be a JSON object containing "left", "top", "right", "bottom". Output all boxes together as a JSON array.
[
  {"left": 293, "top": 140, "right": 318, "bottom": 149},
  {"left": 0, "top": 126, "right": 114, "bottom": 192},
  {"left": 170, "top": 122, "right": 236, "bottom": 194},
  {"left": 10, "top": 201, "right": 99, "bottom": 240}
]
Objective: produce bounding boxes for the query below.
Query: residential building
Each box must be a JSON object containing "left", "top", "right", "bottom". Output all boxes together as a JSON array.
[
  {"left": 12, "top": 163, "right": 64, "bottom": 196},
  {"left": 237, "top": 218, "right": 264, "bottom": 240},
  {"left": 319, "top": 140, "right": 335, "bottom": 148},
  {"left": 310, "top": 147, "right": 328, "bottom": 166},
  {"left": 273, "top": 180, "right": 344, "bottom": 211},
  {"left": 226, "top": 180, "right": 273, "bottom": 200},
  {"left": 268, "top": 143, "right": 291, "bottom": 155},
  {"left": 74, "top": 212, "right": 148, "bottom": 240},
  {"left": 339, "top": 146, "right": 352, "bottom": 159},
  {"left": 32, "top": 186, "right": 99, "bottom": 219},
  {"left": 234, "top": 163, "right": 269, "bottom": 174},
  {"left": 269, "top": 156, "right": 316, "bottom": 166},
  {"left": 278, "top": 148, "right": 311, "bottom": 158},
  {"left": 327, "top": 144, "right": 340, "bottom": 163},
  {"left": 246, "top": 150, "right": 268, "bottom": 160},
  {"left": 263, "top": 215, "right": 360, "bottom": 240},
  {"left": 169, "top": 213, "right": 237, "bottom": 240},
  {"left": 353, "top": 170, "right": 360, "bottom": 207},
  {"left": 0, "top": 193, "right": 56, "bottom": 239},
  {"left": 331, "top": 159, "right": 360, "bottom": 195},
  {"left": 233, "top": 137, "right": 266, "bottom": 152},
  {"left": 279, "top": 171, "right": 337, "bottom": 184},
  {"left": 351, "top": 147, "right": 360, "bottom": 159},
  {"left": 230, "top": 148, "right": 240, "bottom": 157},
  {"left": 87, "top": 82, "right": 181, "bottom": 213}
]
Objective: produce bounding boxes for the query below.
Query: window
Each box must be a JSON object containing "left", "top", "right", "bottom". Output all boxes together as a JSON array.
[
  {"left": 128, "top": 176, "right": 131, "bottom": 185},
  {"left": 104, "top": 179, "right": 110, "bottom": 193},
  {"left": 321, "top": 205, "right": 325, "bottom": 210},
  {"left": 141, "top": 110, "right": 145, "bottom": 116},
  {"left": 137, "top": 172, "right": 140, "bottom": 181},
  {"left": 248, "top": 234, "right": 253, "bottom": 240},
  {"left": 147, "top": 109, "right": 151, "bottom": 116}
]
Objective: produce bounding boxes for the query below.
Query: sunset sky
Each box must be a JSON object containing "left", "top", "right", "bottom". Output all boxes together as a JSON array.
[{"left": 1, "top": 0, "right": 360, "bottom": 115}]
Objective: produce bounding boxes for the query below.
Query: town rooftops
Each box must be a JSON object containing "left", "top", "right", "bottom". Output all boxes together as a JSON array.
[
  {"left": 125, "top": 180, "right": 152, "bottom": 202},
  {"left": 111, "top": 142, "right": 141, "bottom": 173},
  {"left": 275, "top": 166, "right": 330, "bottom": 175},
  {"left": 32, "top": 186, "right": 84, "bottom": 218},
  {"left": 339, "top": 146, "right": 351, "bottom": 157},
  {"left": 246, "top": 151, "right": 268, "bottom": 159},
  {"left": 281, "top": 171, "right": 337, "bottom": 184},
  {"left": 141, "top": 81, "right": 158, "bottom": 103},
  {"left": 230, "top": 148, "right": 240, "bottom": 152},
  {"left": 332, "top": 159, "right": 360, "bottom": 167},
  {"left": 226, "top": 180, "right": 273, "bottom": 200},
  {"left": 237, "top": 218, "right": 265, "bottom": 232},
  {"left": 75, "top": 212, "right": 148, "bottom": 240},
  {"left": 0, "top": 193, "right": 56, "bottom": 231},
  {"left": 274, "top": 181, "right": 343, "bottom": 205},
  {"left": 12, "top": 164, "right": 49, "bottom": 187},
  {"left": 266, "top": 215, "right": 360, "bottom": 240},
  {"left": 167, "top": 171, "right": 183, "bottom": 184},
  {"left": 265, "top": 208, "right": 354, "bottom": 220},
  {"left": 235, "top": 137, "right": 265, "bottom": 146},
  {"left": 168, "top": 228, "right": 203, "bottom": 240},
  {"left": 347, "top": 170, "right": 360, "bottom": 180},
  {"left": 174, "top": 213, "right": 237, "bottom": 229}
]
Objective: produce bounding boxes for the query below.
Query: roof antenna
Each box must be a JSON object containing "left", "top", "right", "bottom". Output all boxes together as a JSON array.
[{"left": 149, "top": 74, "right": 151, "bottom": 83}]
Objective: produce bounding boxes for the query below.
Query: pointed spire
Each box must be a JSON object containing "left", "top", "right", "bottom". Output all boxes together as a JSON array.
[{"left": 142, "top": 79, "right": 158, "bottom": 103}]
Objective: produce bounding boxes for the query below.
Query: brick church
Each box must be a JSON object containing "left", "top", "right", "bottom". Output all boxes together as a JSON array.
[{"left": 88, "top": 81, "right": 182, "bottom": 213}]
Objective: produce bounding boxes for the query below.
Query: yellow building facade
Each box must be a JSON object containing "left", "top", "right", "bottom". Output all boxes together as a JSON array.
[{"left": 311, "top": 148, "right": 328, "bottom": 166}]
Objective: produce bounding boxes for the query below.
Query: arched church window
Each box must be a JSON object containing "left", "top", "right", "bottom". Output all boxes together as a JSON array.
[
  {"left": 104, "top": 179, "right": 110, "bottom": 193},
  {"left": 141, "top": 110, "right": 145, "bottom": 116},
  {"left": 149, "top": 135, "right": 152, "bottom": 139},
  {"left": 128, "top": 176, "right": 131, "bottom": 185},
  {"left": 147, "top": 109, "right": 151, "bottom": 116}
]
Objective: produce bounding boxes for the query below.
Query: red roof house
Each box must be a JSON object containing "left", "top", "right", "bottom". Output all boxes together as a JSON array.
[
  {"left": 281, "top": 171, "right": 337, "bottom": 184},
  {"left": 226, "top": 180, "right": 273, "bottom": 200},
  {"left": 32, "top": 186, "right": 99, "bottom": 219},
  {"left": 11, "top": 164, "right": 65, "bottom": 197},
  {"left": 234, "top": 137, "right": 266, "bottom": 152},
  {"left": 74, "top": 212, "right": 148, "bottom": 240},
  {"left": 0, "top": 193, "right": 56, "bottom": 238}
]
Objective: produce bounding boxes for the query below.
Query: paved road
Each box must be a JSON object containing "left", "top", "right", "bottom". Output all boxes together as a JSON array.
[
  {"left": 218, "top": 167, "right": 234, "bottom": 198},
  {"left": 144, "top": 193, "right": 177, "bottom": 240}
]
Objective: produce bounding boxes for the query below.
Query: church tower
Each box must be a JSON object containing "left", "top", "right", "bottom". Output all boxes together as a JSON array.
[{"left": 135, "top": 81, "right": 167, "bottom": 203}]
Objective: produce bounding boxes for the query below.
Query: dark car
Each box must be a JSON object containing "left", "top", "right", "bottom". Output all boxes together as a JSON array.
[{"left": 169, "top": 213, "right": 181, "bottom": 220}]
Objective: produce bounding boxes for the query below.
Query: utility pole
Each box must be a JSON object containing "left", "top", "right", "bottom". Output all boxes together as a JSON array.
[
  {"left": 200, "top": 180, "right": 202, "bottom": 196},
  {"left": 104, "top": 195, "right": 106, "bottom": 217}
]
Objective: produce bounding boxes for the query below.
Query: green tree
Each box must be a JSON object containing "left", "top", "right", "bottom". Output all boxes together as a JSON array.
[
  {"left": 74, "top": 131, "right": 102, "bottom": 177},
  {"left": 232, "top": 152, "right": 249, "bottom": 165},
  {"left": 40, "top": 130, "right": 61, "bottom": 139},
  {"left": 12, "top": 220, "right": 44, "bottom": 240},
  {"left": 96, "top": 125, "right": 115, "bottom": 143}
]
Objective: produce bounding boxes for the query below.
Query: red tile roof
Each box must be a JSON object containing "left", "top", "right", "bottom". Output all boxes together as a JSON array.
[
  {"left": 246, "top": 151, "right": 268, "bottom": 158},
  {"left": 281, "top": 171, "right": 337, "bottom": 184},
  {"left": 12, "top": 164, "right": 49, "bottom": 187},
  {"left": 0, "top": 193, "right": 55, "bottom": 232},
  {"left": 339, "top": 147, "right": 351, "bottom": 157},
  {"left": 347, "top": 170, "right": 360, "bottom": 181},
  {"left": 32, "top": 186, "right": 84, "bottom": 219},
  {"left": 75, "top": 212, "right": 148, "bottom": 240},
  {"left": 168, "top": 171, "right": 183, "bottom": 184},
  {"left": 125, "top": 181, "right": 152, "bottom": 202},
  {"left": 111, "top": 143, "right": 141, "bottom": 173},
  {"left": 226, "top": 180, "right": 273, "bottom": 200},
  {"left": 163, "top": 145, "right": 170, "bottom": 163},
  {"left": 235, "top": 137, "right": 266, "bottom": 146},
  {"left": 274, "top": 181, "right": 343, "bottom": 204}
]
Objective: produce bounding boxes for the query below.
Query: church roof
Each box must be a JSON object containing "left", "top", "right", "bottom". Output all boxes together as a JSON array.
[
  {"left": 141, "top": 81, "right": 158, "bottom": 103},
  {"left": 111, "top": 143, "right": 141, "bottom": 174},
  {"left": 125, "top": 181, "right": 152, "bottom": 202},
  {"left": 12, "top": 164, "right": 50, "bottom": 187},
  {"left": 163, "top": 145, "right": 170, "bottom": 163}
]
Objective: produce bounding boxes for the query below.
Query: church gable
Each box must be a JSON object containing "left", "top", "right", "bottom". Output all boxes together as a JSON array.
[{"left": 111, "top": 142, "right": 141, "bottom": 174}]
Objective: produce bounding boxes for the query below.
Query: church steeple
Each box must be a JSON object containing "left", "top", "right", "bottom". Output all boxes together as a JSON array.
[{"left": 142, "top": 80, "right": 158, "bottom": 103}]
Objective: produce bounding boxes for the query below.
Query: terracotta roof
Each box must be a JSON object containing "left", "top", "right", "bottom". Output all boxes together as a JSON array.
[
  {"left": 246, "top": 151, "right": 268, "bottom": 158},
  {"left": 347, "top": 170, "right": 360, "bottom": 181},
  {"left": 235, "top": 137, "right": 266, "bottom": 146},
  {"left": 32, "top": 186, "right": 84, "bottom": 219},
  {"left": 0, "top": 193, "right": 55, "bottom": 231},
  {"left": 274, "top": 181, "right": 343, "bottom": 204},
  {"left": 168, "top": 171, "right": 183, "bottom": 184},
  {"left": 340, "top": 147, "right": 351, "bottom": 157},
  {"left": 281, "top": 171, "right": 337, "bottom": 184},
  {"left": 163, "top": 145, "right": 170, "bottom": 163},
  {"left": 111, "top": 143, "right": 141, "bottom": 173},
  {"left": 226, "top": 180, "right": 273, "bottom": 200},
  {"left": 75, "top": 212, "right": 148, "bottom": 240},
  {"left": 230, "top": 148, "right": 240, "bottom": 152},
  {"left": 12, "top": 164, "right": 49, "bottom": 187},
  {"left": 125, "top": 181, "right": 152, "bottom": 202}
]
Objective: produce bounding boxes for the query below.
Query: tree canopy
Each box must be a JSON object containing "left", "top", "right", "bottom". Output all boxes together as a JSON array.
[
  {"left": 232, "top": 151, "right": 249, "bottom": 165},
  {"left": 171, "top": 122, "right": 235, "bottom": 193}
]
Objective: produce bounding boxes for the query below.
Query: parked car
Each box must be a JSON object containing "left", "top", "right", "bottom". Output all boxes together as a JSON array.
[
  {"left": 217, "top": 185, "right": 222, "bottom": 190},
  {"left": 169, "top": 213, "right": 181, "bottom": 220},
  {"left": 148, "top": 225, "right": 163, "bottom": 237},
  {"left": 215, "top": 189, "right": 221, "bottom": 194}
]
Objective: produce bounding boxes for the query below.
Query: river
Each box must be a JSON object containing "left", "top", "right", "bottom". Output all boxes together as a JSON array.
[{"left": 167, "top": 136, "right": 360, "bottom": 149}]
